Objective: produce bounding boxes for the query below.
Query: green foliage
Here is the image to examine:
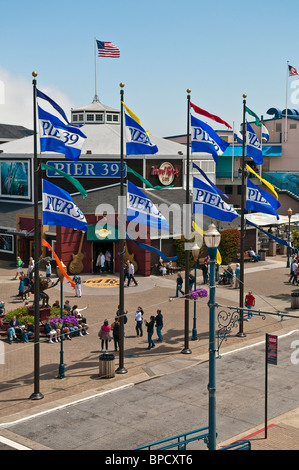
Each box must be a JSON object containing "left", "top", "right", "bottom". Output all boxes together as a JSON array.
[
  {"left": 292, "top": 230, "right": 299, "bottom": 249},
  {"left": 5, "top": 306, "right": 34, "bottom": 325},
  {"left": 218, "top": 228, "right": 240, "bottom": 265},
  {"left": 174, "top": 236, "right": 203, "bottom": 268}
]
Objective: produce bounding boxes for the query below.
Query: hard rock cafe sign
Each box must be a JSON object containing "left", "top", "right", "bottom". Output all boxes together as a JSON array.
[
  {"left": 151, "top": 162, "right": 179, "bottom": 186},
  {"left": 83, "top": 278, "right": 120, "bottom": 288}
]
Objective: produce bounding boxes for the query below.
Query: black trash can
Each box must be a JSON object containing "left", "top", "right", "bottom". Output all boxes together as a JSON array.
[
  {"left": 99, "top": 353, "right": 115, "bottom": 378},
  {"left": 291, "top": 292, "right": 299, "bottom": 310},
  {"left": 258, "top": 249, "right": 266, "bottom": 261}
]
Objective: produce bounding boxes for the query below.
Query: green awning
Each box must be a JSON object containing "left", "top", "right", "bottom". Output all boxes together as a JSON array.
[{"left": 87, "top": 224, "right": 119, "bottom": 242}]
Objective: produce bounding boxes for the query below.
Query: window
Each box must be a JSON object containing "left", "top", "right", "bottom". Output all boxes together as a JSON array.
[
  {"left": 106, "top": 114, "right": 112, "bottom": 122},
  {"left": 113, "top": 114, "right": 119, "bottom": 122},
  {"left": 95, "top": 114, "right": 103, "bottom": 122},
  {"left": 224, "top": 185, "right": 233, "bottom": 195},
  {"left": 290, "top": 123, "right": 297, "bottom": 129},
  {"left": 72, "top": 114, "right": 78, "bottom": 122},
  {"left": 276, "top": 123, "right": 282, "bottom": 132},
  {"left": 86, "top": 114, "right": 94, "bottom": 122},
  {"left": 78, "top": 114, "right": 84, "bottom": 122}
]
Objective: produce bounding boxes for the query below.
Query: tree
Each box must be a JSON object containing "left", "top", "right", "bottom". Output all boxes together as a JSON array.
[{"left": 218, "top": 228, "right": 240, "bottom": 265}]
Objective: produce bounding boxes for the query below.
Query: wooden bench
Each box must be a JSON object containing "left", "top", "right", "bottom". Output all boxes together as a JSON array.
[{"left": 237, "top": 251, "right": 253, "bottom": 262}]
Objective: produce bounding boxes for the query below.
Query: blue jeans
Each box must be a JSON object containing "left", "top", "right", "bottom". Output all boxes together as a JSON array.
[
  {"left": 69, "top": 326, "right": 79, "bottom": 337},
  {"left": 147, "top": 332, "right": 155, "bottom": 349},
  {"left": 7, "top": 327, "right": 17, "bottom": 341},
  {"left": 156, "top": 325, "right": 163, "bottom": 342},
  {"left": 176, "top": 285, "right": 184, "bottom": 297},
  {"left": 22, "top": 331, "right": 33, "bottom": 343},
  {"left": 127, "top": 274, "right": 138, "bottom": 286},
  {"left": 247, "top": 305, "right": 253, "bottom": 319}
]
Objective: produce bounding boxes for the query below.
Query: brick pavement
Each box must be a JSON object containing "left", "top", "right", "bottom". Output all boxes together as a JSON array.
[{"left": 1, "top": 256, "right": 299, "bottom": 450}]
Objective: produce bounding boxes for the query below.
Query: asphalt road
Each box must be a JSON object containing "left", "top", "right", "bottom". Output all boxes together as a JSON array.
[{"left": 1, "top": 331, "right": 299, "bottom": 451}]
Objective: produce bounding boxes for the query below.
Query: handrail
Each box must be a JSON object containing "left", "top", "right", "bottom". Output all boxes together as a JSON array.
[
  {"left": 133, "top": 426, "right": 209, "bottom": 450},
  {"left": 219, "top": 440, "right": 251, "bottom": 450}
]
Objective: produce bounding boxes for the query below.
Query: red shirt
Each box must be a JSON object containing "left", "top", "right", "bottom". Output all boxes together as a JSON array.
[{"left": 245, "top": 294, "right": 255, "bottom": 306}]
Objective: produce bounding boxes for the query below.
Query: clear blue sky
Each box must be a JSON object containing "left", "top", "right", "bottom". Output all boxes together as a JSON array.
[{"left": 1, "top": 0, "right": 299, "bottom": 137}]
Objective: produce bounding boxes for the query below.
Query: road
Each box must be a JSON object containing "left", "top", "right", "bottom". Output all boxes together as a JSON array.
[{"left": 1, "top": 330, "right": 299, "bottom": 451}]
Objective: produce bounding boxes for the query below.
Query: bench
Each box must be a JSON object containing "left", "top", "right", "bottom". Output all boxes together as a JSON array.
[{"left": 237, "top": 251, "right": 253, "bottom": 262}]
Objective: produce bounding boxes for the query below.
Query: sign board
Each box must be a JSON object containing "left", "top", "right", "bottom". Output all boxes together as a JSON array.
[
  {"left": 266, "top": 334, "right": 278, "bottom": 365},
  {"left": 46, "top": 161, "right": 126, "bottom": 178}
]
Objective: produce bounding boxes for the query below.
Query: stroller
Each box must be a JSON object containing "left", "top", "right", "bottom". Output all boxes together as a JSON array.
[{"left": 218, "top": 269, "right": 233, "bottom": 286}]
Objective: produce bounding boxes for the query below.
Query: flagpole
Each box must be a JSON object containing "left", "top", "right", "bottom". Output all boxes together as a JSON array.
[
  {"left": 30, "top": 71, "right": 44, "bottom": 400},
  {"left": 93, "top": 38, "right": 99, "bottom": 102},
  {"left": 182, "top": 88, "right": 192, "bottom": 355},
  {"left": 285, "top": 60, "right": 289, "bottom": 142},
  {"left": 260, "top": 115, "right": 263, "bottom": 177},
  {"left": 232, "top": 121, "right": 235, "bottom": 182},
  {"left": 237, "top": 94, "right": 247, "bottom": 338},
  {"left": 116, "top": 82, "right": 127, "bottom": 374}
]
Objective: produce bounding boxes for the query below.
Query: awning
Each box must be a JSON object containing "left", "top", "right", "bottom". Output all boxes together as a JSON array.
[
  {"left": 87, "top": 224, "right": 119, "bottom": 242},
  {"left": 245, "top": 212, "right": 299, "bottom": 226}
]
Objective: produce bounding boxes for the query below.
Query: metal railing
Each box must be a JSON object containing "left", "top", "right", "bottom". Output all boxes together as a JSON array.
[
  {"left": 219, "top": 440, "right": 251, "bottom": 450},
  {"left": 132, "top": 426, "right": 209, "bottom": 450}
]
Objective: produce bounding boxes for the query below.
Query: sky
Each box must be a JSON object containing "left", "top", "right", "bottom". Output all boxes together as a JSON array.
[{"left": 1, "top": 0, "right": 299, "bottom": 138}]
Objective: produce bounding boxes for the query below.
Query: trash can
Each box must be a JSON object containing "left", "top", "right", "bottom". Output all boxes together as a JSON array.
[
  {"left": 99, "top": 353, "right": 115, "bottom": 378},
  {"left": 291, "top": 292, "right": 299, "bottom": 310},
  {"left": 258, "top": 249, "right": 266, "bottom": 261}
]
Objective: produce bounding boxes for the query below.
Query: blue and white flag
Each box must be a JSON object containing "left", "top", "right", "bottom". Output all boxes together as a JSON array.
[
  {"left": 191, "top": 115, "right": 230, "bottom": 164},
  {"left": 246, "top": 121, "right": 263, "bottom": 165},
  {"left": 38, "top": 106, "right": 87, "bottom": 161},
  {"left": 261, "top": 124, "right": 269, "bottom": 142},
  {"left": 37, "top": 89, "right": 71, "bottom": 125},
  {"left": 193, "top": 176, "right": 238, "bottom": 222},
  {"left": 42, "top": 180, "right": 88, "bottom": 231},
  {"left": 246, "top": 178, "right": 280, "bottom": 219},
  {"left": 127, "top": 181, "right": 169, "bottom": 230},
  {"left": 234, "top": 129, "right": 243, "bottom": 144},
  {"left": 125, "top": 113, "right": 158, "bottom": 155}
]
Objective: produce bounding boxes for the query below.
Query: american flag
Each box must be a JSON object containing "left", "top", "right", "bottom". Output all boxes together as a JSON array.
[
  {"left": 96, "top": 40, "right": 120, "bottom": 58},
  {"left": 289, "top": 65, "right": 299, "bottom": 76}
]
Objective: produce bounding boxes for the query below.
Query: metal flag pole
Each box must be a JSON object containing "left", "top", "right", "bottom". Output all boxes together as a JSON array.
[
  {"left": 285, "top": 60, "right": 289, "bottom": 142},
  {"left": 30, "top": 71, "right": 44, "bottom": 400},
  {"left": 93, "top": 38, "right": 99, "bottom": 103},
  {"left": 182, "top": 88, "right": 192, "bottom": 354},
  {"left": 116, "top": 82, "right": 127, "bottom": 374},
  {"left": 237, "top": 94, "right": 247, "bottom": 338}
]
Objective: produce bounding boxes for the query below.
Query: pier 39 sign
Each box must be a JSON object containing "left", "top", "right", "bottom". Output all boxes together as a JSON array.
[{"left": 46, "top": 161, "right": 126, "bottom": 178}]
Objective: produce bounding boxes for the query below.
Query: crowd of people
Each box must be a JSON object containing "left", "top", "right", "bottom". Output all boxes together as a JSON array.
[{"left": 289, "top": 254, "right": 299, "bottom": 285}]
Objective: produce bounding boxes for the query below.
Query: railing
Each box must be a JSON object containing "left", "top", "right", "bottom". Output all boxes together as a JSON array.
[
  {"left": 132, "top": 426, "right": 209, "bottom": 450},
  {"left": 262, "top": 172, "right": 299, "bottom": 199},
  {"left": 219, "top": 440, "right": 251, "bottom": 450}
]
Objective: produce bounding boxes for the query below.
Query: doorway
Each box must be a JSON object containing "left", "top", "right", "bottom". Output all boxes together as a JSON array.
[{"left": 93, "top": 242, "right": 114, "bottom": 273}]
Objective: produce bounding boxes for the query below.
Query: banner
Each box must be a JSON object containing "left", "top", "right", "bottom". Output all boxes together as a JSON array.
[
  {"left": 126, "top": 233, "right": 178, "bottom": 261},
  {"left": 42, "top": 239, "right": 75, "bottom": 288},
  {"left": 246, "top": 164, "right": 278, "bottom": 199},
  {"left": 192, "top": 162, "right": 228, "bottom": 198},
  {"left": 191, "top": 115, "right": 230, "bottom": 164},
  {"left": 190, "top": 101, "right": 232, "bottom": 129},
  {"left": 42, "top": 180, "right": 88, "bottom": 231},
  {"left": 246, "top": 121, "right": 263, "bottom": 165},
  {"left": 38, "top": 106, "right": 87, "bottom": 161},
  {"left": 246, "top": 178, "right": 280, "bottom": 219},
  {"left": 127, "top": 181, "right": 169, "bottom": 231},
  {"left": 125, "top": 113, "right": 158, "bottom": 155},
  {"left": 193, "top": 176, "right": 238, "bottom": 222}
]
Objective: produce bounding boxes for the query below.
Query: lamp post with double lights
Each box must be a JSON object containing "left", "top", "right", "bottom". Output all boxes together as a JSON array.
[
  {"left": 204, "top": 223, "right": 221, "bottom": 451},
  {"left": 287, "top": 207, "right": 293, "bottom": 268},
  {"left": 191, "top": 243, "right": 200, "bottom": 341}
]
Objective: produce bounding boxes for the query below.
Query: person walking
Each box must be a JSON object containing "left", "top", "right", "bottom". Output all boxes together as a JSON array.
[
  {"left": 135, "top": 306, "right": 143, "bottom": 337},
  {"left": 202, "top": 261, "right": 209, "bottom": 284},
  {"left": 111, "top": 317, "right": 120, "bottom": 351},
  {"left": 234, "top": 263, "right": 240, "bottom": 289},
  {"left": 18, "top": 276, "right": 25, "bottom": 301},
  {"left": 155, "top": 309, "right": 163, "bottom": 342},
  {"left": 45, "top": 262, "right": 52, "bottom": 278},
  {"left": 127, "top": 261, "right": 138, "bottom": 287},
  {"left": 15, "top": 256, "right": 23, "bottom": 279},
  {"left": 175, "top": 273, "right": 184, "bottom": 297},
  {"left": 188, "top": 272, "right": 195, "bottom": 291},
  {"left": 245, "top": 290, "right": 255, "bottom": 320},
  {"left": 73, "top": 273, "right": 82, "bottom": 297},
  {"left": 98, "top": 319, "right": 111, "bottom": 352},
  {"left": 144, "top": 316, "right": 155, "bottom": 350}
]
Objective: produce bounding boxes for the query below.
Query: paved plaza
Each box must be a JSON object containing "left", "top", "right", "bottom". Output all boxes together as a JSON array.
[{"left": 1, "top": 255, "right": 299, "bottom": 449}]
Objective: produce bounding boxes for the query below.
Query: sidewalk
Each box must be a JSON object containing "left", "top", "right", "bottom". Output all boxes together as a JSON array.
[{"left": 1, "top": 256, "right": 299, "bottom": 450}]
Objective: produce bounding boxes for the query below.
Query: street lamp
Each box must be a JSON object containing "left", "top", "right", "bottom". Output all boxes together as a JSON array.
[
  {"left": 191, "top": 243, "right": 200, "bottom": 341},
  {"left": 204, "top": 223, "right": 221, "bottom": 451},
  {"left": 287, "top": 208, "right": 293, "bottom": 268}
]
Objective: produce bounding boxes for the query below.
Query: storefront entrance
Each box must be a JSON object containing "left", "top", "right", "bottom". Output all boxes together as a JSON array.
[{"left": 93, "top": 241, "right": 114, "bottom": 273}]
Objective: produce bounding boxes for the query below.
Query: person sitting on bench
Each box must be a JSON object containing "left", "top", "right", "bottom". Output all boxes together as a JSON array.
[{"left": 248, "top": 247, "right": 260, "bottom": 262}]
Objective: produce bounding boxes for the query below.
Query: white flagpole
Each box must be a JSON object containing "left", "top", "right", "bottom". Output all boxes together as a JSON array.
[
  {"left": 232, "top": 121, "right": 235, "bottom": 182},
  {"left": 285, "top": 60, "right": 289, "bottom": 142},
  {"left": 93, "top": 37, "right": 99, "bottom": 102}
]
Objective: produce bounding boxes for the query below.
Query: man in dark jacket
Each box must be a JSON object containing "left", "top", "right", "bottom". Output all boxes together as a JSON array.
[
  {"left": 144, "top": 316, "right": 155, "bottom": 350},
  {"left": 155, "top": 309, "right": 163, "bottom": 342},
  {"left": 7, "top": 315, "right": 21, "bottom": 344}
]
